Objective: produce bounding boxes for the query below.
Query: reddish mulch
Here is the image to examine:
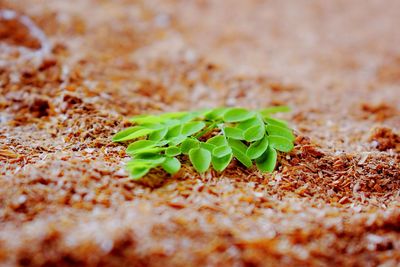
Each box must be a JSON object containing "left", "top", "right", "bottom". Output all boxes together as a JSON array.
[{"left": 0, "top": 1, "right": 399, "bottom": 266}]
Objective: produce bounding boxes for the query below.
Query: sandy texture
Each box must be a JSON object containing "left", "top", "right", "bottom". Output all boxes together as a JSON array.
[{"left": 0, "top": 0, "right": 399, "bottom": 266}]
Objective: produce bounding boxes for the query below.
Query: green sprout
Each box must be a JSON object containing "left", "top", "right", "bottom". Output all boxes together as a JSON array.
[{"left": 113, "top": 106, "right": 295, "bottom": 180}]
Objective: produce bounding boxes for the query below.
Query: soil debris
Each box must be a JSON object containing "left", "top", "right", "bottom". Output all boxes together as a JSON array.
[
  {"left": 369, "top": 127, "right": 400, "bottom": 152},
  {"left": 0, "top": 1, "right": 399, "bottom": 266}
]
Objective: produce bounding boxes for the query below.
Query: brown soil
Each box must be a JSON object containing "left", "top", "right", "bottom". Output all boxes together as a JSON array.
[{"left": 0, "top": 1, "right": 399, "bottom": 266}]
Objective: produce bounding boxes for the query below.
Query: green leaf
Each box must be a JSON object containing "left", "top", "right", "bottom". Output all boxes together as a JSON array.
[
  {"left": 129, "top": 166, "right": 150, "bottom": 180},
  {"left": 161, "top": 157, "right": 181, "bottom": 175},
  {"left": 223, "top": 108, "right": 255, "bottom": 122},
  {"left": 129, "top": 115, "right": 165, "bottom": 124},
  {"left": 260, "top": 106, "right": 291, "bottom": 116},
  {"left": 200, "top": 142, "right": 215, "bottom": 152},
  {"left": 231, "top": 147, "right": 253, "bottom": 168},
  {"left": 156, "top": 140, "right": 169, "bottom": 146},
  {"left": 256, "top": 147, "right": 277, "bottom": 173},
  {"left": 126, "top": 157, "right": 165, "bottom": 167},
  {"left": 243, "top": 125, "right": 265, "bottom": 142},
  {"left": 165, "top": 124, "right": 182, "bottom": 139},
  {"left": 268, "top": 135, "right": 294, "bottom": 152},
  {"left": 264, "top": 117, "right": 289, "bottom": 128},
  {"left": 127, "top": 147, "right": 165, "bottom": 156},
  {"left": 228, "top": 139, "right": 252, "bottom": 168},
  {"left": 133, "top": 153, "right": 165, "bottom": 162},
  {"left": 189, "top": 147, "right": 211, "bottom": 173},
  {"left": 168, "top": 135, "right": 187, "bottom": 146},
  {"left": 122, "top": 128, "right": 154, "bottom": 141},
  {"left": 126, "top": 140, "right": 157, "bottom": 154},
  {"left": 228, "top": 138, "right": 247, "bottom": 152},
  {"left": 212, "top": 145, "right": 232, "bottom": 158},
  {"left": 237, "top": 117, "right": 262, "bottom": 130},
  {"left": 266, "top": 125, "right": 295, "bottom": 141},
  {"left": 160, "top": 111, "right": 188, "bottom": 119},
  {"left": 163, "top": 119, "right": 181, "bottom": 127},
  {"left": 181, "top": 121, "right": 206, "bottom": 136},
  {"left": 192, "top": 122, "right": 216, "bottom": 139},
  {"left": 181, "top": 138, "right": 199, "bottom": 154},
  {"left": 246, "top": 136, "right": 269, "bottom": 159},
  {"left": 179, "top": 111, "right": 202, "bottom": 123},
  {"left": 165, "top": 146, "right": 181, "bottom": 157},
  {"left": 198, "top": 108, "right": 213, "bottom": 115},
  {"left": 224, "top": 127, "right": 244, "bottom": 140},
  {"left": 112, "top": 126, "right": 140, "bottom": 142},
  {"left": 204, "top": 107, "right": 231, "bottom": 120},
  {"left": 112, "top": 127, "right": 154, "bottom": 142},
  {"left": 148, "top": 127, "right": 168, "bottom": 141},
  {"left": 206, "top": 135, "right": 227, "bottom": 146},
  {"left": 212, "top": 153, "right": 233, "bottom": 172},
  {"left": 140, "top": 123, "right": 164, "bottom": 130}
]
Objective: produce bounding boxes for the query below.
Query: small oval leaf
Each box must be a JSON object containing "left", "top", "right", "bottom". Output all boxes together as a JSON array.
[
  {"left": 181, "top": 138, "right": 199, "bottom": 154},
  {"left": 231, "top": 146, "right": 253, "bottom": 168},
  {"left": 243, "top": 125, "right": 265, "bottom": 142},
  {"left": 162, "top": 157, "right": 181, "bottom": 175},
  {"left": 268, "top": 135, "right": 294, "bottom": 152},
  {"left": 160, "top": 111, "right": 188, "bottom": 119},
  {"left": 181, "top": 121, "right": 206, "bottom": 136},
  {"left": 168, "top": 135, "right": 187, "bottom": 146},
  {"left": 126, "top": 140, "right": 157, "bottom": 154},
  {"left": 228, "top": 139, "right": 252, "bottom": 167},
  {"left": 112, "top": 126, "right": 141, "bottom": 142},
  {"left": 260, "top": 106, "right": 291, "bottom": 116},
  {"left": 264, "top": 117, "right": 289, "bottom": 128},
  {"left": 266, "top": 124, "right": 295, "bottom": 141},
  {"left": 246, "top": 136, "right": 269, "bottom": 159},
  {"left": 127, "top": 147, "right": 165, "bottom": 156},
  {"left": 133, "top": 153, "right": 165, "bottom": 162},
  {"left": 166, "top": 124, "right": 182, "bottom": 139},
  {"left": 163, "top": 119, "right": 181, "bottom": 127},
  {"left": 180, "top": 111, "right": 202, "bottom": 123},
  {"left": 206, "top": 135, "right": 227, "bottom": 146},
  {"left": 200, "top": 142, "right": 215, "bottom": 153},
  {"left": 237, "top": 117, "right": 262, "bottom": 130},
  {"left": 212, "top": 153, "right": 233, "bottom": 172},
  {"left": 224, "top": 127, "right": 244, "bottom": 140},
  {"left": 130, "top": 115, "right": 165, "bottom": 124},
  {"left": 129, "top": 166, "right": 150, "bottom": 180},
  {"left": 212, "top": 145, "right": 232, "bottom": 158},
  {"left": 140, "top": 123, "right": 164, "bottom": 130},
  {"left": 148, "top": 127, "right": 168, "bottom": 141},
  {"left": 227, "top": 138, "right": 248, "bottom": 153},
  {"left": 205, "top": 107, "right": 231, "bottom": 120},
  {"left": 189, "top": 148, "right": 211, "bottom": 173},
  {"left": 223, "top": 108, "right": 255, "bottom": 122},
  {"left": 126, "top": 157, "right": 165, "bottom": 167},
  {"left": 256, "top": 147, "right": 277, "bottom": 173},
  {"left": 165, "top": 146, "right": 181, "bottom": 157},
  {"left": 113, "top": 127, "right": 154, "bottom": 142}
]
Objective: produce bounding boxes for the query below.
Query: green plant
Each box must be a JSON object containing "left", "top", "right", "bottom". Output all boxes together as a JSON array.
[{"left": 113, "top": 106, "right": 295, "bottom": 179}]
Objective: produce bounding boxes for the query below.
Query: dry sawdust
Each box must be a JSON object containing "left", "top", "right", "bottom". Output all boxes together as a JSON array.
[{"left": 0, "top": 1, "right": 399, "bottom": 266}]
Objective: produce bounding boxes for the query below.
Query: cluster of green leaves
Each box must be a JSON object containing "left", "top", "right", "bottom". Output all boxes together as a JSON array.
[{"left": 113, "top": 106, "right": 295, "bottom": 179}]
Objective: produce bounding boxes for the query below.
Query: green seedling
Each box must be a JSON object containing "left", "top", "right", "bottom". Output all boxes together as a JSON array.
[{"left": 113, "top": 106, "right": 295, "bottom": 179}]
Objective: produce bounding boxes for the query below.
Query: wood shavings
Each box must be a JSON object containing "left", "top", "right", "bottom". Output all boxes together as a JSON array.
[{"left": 0, "top": 0, "right": 399, "bottom": 266}]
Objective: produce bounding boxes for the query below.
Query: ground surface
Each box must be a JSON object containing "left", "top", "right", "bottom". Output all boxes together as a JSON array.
[{"left": 0, "top": 0, "right": 399, "bottom": 266}]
